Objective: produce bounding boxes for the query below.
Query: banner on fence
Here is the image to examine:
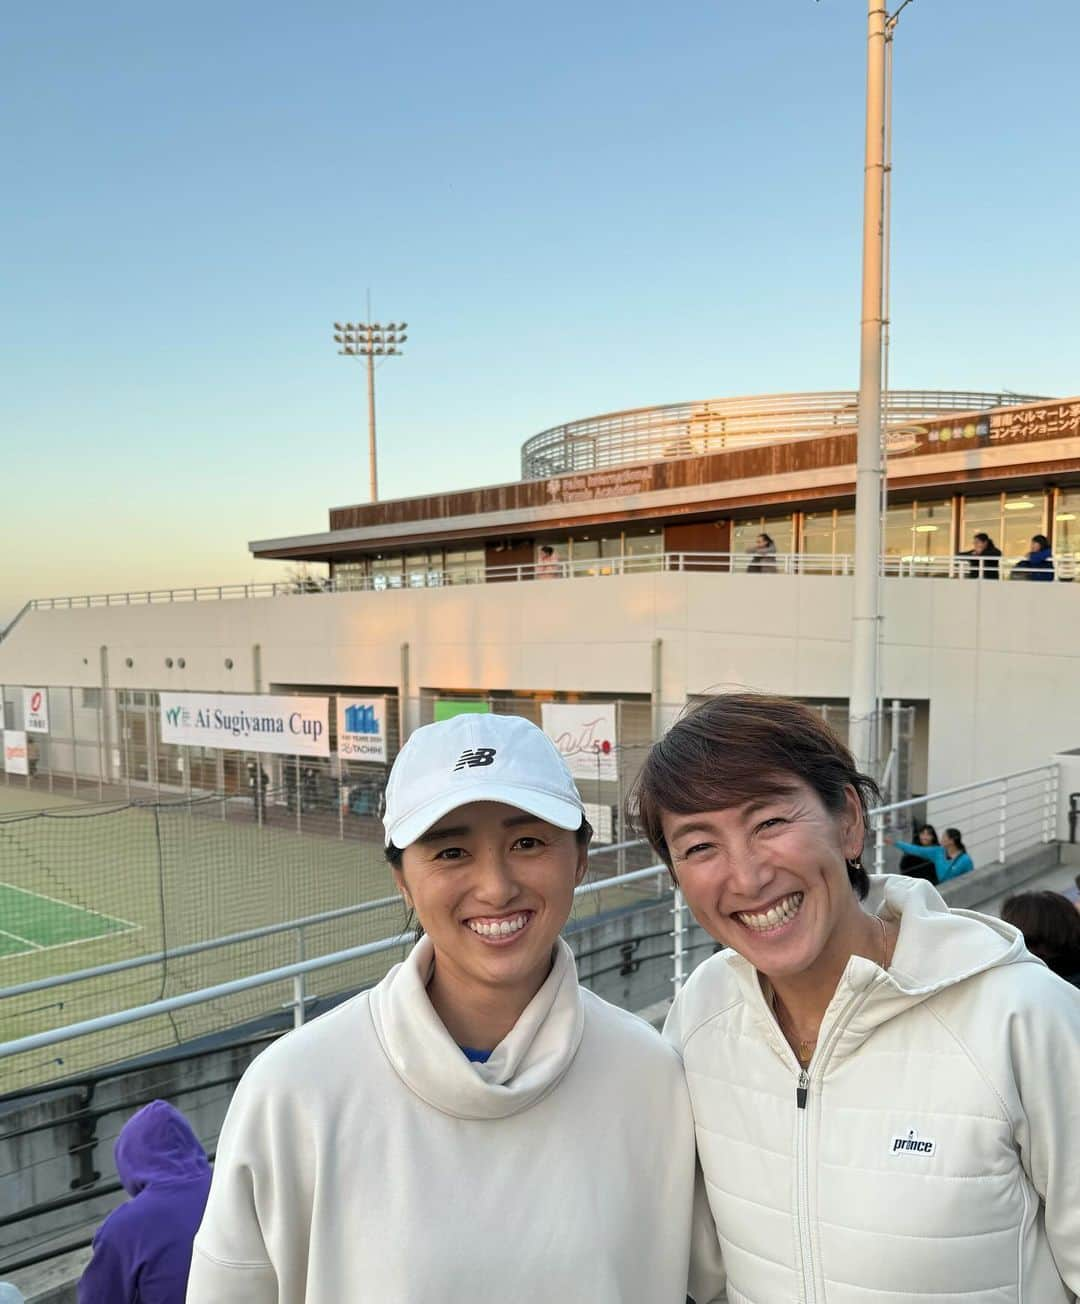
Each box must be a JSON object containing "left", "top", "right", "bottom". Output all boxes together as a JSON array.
[
  {"left": 23, "top": 688, "right": 49, "bottom": 734},
  {"left": 541, "top": 702, "right": 617, "bottom": 782},
  {"left": 3, "top": 730, "right": 29, "bottom": 775},
  {"left": 160, "top": 693, "right": 330, "bottom": 757},
  {"left": 337, "top": 696, "right": 388, "bottom": 763},
  {"left": 433, "top": 699, "right": 489, "bottom": 722},
  {"left": 583, "top": 801, "right": 615, "bottom": 843}
]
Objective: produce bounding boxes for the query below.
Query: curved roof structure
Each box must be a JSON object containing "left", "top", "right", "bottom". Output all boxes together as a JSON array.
[{"left": 520, "top": 390, "right": 1047, "bottom": 479}]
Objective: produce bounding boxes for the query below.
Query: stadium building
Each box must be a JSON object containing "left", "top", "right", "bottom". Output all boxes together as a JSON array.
[{"left": 2, "top": 387, "right": 1079, "bottom": 806}]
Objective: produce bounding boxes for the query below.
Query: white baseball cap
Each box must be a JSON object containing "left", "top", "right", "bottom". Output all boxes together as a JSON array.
[{"left": 383, "top": 713, "right": 585, "bottom": 849}]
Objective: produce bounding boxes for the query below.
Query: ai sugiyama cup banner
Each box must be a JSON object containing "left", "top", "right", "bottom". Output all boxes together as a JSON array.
[
  {"left": 540, "top": 702, "right": 617, "bottom": 782},
  {"left": 160, "top": 693, "right": 330, "bottom": 758}
]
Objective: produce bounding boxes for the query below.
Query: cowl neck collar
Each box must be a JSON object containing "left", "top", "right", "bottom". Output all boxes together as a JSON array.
[{"left": 369, "top": 935, "right": 585, "bottom": 1120}]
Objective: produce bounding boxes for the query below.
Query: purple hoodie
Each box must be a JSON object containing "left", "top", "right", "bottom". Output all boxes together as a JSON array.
[{"left": 78, "top": 1100, "right": 211, "bottom": 1304}]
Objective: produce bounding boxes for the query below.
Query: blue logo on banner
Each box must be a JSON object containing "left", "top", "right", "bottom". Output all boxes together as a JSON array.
[{"left": 344, "top": 704, "right": 379, "bottom": 735}]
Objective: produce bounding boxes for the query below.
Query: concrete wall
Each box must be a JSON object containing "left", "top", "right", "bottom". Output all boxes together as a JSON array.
[{"left": 4, "top": 572, "right": 1080, "bottom": 792}]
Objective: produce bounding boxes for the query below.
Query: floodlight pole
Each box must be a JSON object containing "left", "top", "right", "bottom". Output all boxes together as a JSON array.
[
  {"left": 366, "top": 331, "right": 378, "bottom": 502},
  {"left": 849, "top": 0, "right": 888, "bottom": 776},
  {"left": 333, "top": 318, "right": 408, "bottom": 503}
]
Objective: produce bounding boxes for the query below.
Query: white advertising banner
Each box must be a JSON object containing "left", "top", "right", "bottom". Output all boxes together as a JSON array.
[
  {"left": 337, "top": 696, "right": 388, "bottom": 764},
  {"left": 160, "top": 693, "right": 330, "bottom": 758},
  {"left": 23, "top": 688, "right": 49, "bottom": 734},
  {"left": 540, "top": 702, "right": 618, "bottom": 782},
  {"left": 4, "top": 731, "right": 29, "bottom": 776},
  {"left": 582, "top": 802, "right": 614, "bottom": 843}
]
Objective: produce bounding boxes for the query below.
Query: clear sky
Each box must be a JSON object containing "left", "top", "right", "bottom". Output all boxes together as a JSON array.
[{"left": 4, "top": 0, "right": 1078, "bottom": 623}]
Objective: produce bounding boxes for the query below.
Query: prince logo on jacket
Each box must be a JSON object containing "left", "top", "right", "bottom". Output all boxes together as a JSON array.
[{"left": 890, "top": 1128, "right": 937, "bottom": 1156}]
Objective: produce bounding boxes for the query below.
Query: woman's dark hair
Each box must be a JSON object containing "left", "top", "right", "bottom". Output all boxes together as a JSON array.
[
  {"left": 1031, "top": 534, "right": 1050, "bottom": 550},
  {"left": 759, "top": 532, "right": 775, "bottom": 547},
  {"left": 915, "top": 823, "right": 939, "bottom": 844},
  {"left": 385, "top": 818, "right": 594, "bottom": 936},
  {"left": 943, "top": 827, "right": 966, "bottom": 854},
  {"left": 1000, "top": 891, "right": 1080, "bottom": 978},
  {"left": 629, "top": 693, "right": 880, "bottom": 899}
]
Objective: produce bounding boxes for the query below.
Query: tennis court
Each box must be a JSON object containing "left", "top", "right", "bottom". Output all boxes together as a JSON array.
[{"left": 0, "top": 881, "right": 134, "bottom": 958}]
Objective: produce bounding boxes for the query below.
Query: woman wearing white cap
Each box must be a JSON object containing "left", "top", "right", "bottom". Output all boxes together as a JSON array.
[{"left": 188, "top": 713, "right": 718, "bottom": 1304}]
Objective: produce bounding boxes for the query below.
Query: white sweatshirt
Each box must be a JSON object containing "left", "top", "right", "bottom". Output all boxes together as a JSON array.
[
  {"left": 666, "top": 875, "right": 1080, "bottom": 1304},
  {"left": 188, "top": 937, "right": 699, "bottom": 1303}
]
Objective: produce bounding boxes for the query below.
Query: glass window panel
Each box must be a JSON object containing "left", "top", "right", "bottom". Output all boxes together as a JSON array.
[
  {"left": 833, "top": 511, "right": 855, "bottom": 560},
  {"left": 625, "top": 532, "right": 661, "bottom": 555},
  {"left": 600, "top": 536, "right": 623, "bottom": 558},
  {"left": 801, "top": 512, "right": 835, "bottom": 559},
  {"left": 884, "top": 502, "right": 914, "bottom": 558},
  {"left": 570, "top": 539, "right": 600, "bottom": 559},
  {"left": 961, "top": 494, "right": 1002, "bottom": 550},
  {"left": 1001, "top": 492, "right": 1046, "bottom": 558},
  {"left": 1054, "top": 490, "right": 1080, "bottom": 560},
  {"left": 912, "top": 500, "right": 953, "bottom": 558}
]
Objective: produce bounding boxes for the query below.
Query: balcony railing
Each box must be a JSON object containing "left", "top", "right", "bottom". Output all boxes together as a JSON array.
[{"left": 18, "top": 551, "right": 1078, "bottom": 615}]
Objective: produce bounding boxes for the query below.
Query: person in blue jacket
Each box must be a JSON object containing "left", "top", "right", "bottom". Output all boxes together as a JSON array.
[
  {"left": 1011, "top": 534, "right": 1054, "bottom": 581},
  {"left": 890, "top": 826, "right": 973, "bottom": 885},
  {"left": 78, "top": 1100, "right": 211, "bottom": 1304}
]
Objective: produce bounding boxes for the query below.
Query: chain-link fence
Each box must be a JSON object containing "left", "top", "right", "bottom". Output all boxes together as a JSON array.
[{"left": 0, "top": 684, "right": 917, "bottom": 1090}]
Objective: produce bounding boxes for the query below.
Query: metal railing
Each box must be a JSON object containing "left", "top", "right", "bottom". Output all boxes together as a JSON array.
[
  {"left": 519, "top": 390, "right": 1045, "bottom": 478},
  {"left": 0, "top": 761, "right": 1062, "bottom": 1066},
  {"left": 20, "top": 550, "right": 1079, "bottom": 612}
]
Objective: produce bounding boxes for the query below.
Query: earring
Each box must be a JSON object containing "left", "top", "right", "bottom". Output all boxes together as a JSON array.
[{"left": 846, "top": 856, "right": 864, "bottom": 873}]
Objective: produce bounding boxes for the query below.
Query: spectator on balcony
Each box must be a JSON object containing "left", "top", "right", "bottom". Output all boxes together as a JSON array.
[
  {"left": 189, "top": 713, "right": 712, "bottom": 1304},
  {"left": 79, "top": 1101, "right": 210, "bottom": 1304},
  {"left": 962, "top": 531, "right": 1001, "bottom": 579},
  {"left": 746, "top": 532, "right": 778, "bottom": 574},
  {"left": 890, "top": 826, "right": 973, "bottom": 885},
  {"left": 897, "top": 822, "right": 940, "bottom": 882},
  {"left": 534, "top": 543, "right": 561, "bottom": 579},
  {"left": 632, "top": 692, "right": 1080, "bottom": 1303},
  {"left": 1001, "top": 891, "right": 1080, "bottom": 987},
  {"left": 1010, "top": 534, "right": 1054, "bottom": 581}
]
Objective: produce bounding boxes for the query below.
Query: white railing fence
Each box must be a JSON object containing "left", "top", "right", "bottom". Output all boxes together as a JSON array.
[
  {"left": 0, "top": 762, "right": 1063, "bottom": 1072},
  {"left": 18, "top": 550, "right": 1079, "bottom": 614}
]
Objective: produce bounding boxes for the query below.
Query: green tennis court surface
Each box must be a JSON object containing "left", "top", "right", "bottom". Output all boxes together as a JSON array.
[{"left": 0, "top": 882, "right": 135, "bottom": 958}]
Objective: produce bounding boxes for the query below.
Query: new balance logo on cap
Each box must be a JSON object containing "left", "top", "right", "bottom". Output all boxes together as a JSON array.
[
  {"left": 891, "top": 1129, "right": 936, "bottom": 1156},
  {"left": 454, "top": 748, "right": 497, "bottom": 771}
]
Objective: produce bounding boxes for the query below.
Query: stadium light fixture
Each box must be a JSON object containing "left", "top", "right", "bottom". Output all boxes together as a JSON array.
[{"left": 334, "top": 316, "right": 409, "bottom": 502}]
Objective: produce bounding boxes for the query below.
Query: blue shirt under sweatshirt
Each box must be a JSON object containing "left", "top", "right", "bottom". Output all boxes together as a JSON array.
[{"left": 895, "top": 840, "right": 974, "bottom": 882}]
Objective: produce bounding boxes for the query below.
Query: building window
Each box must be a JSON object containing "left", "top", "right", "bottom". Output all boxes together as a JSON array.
[
  {"left": 962, "top": 492, "right": 1047, "bottom": 561},
  {"left": 801, "top": 510, "right": 855, "bottom": 568},
  {"left": 444, "top": 549, "right": 485, "bottom": 584},
  {"left": 1054, "top": 489, "right": 1080, "bottom": 566},
  {"left": 732, "top": 515, "right": 795, "bottom": 564},
  {"left": 884, "top": 499, "right": 953, "bottom": 567},
  {"left": 81, "top": 688, "right": 102, "bottom": 709}
]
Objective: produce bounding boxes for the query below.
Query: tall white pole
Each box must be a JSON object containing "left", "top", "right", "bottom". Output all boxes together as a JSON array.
[{"left": 849, "top": 0, "right": 888, "bottom": 775}]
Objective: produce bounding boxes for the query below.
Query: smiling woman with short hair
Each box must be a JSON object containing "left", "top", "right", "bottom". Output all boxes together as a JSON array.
[
  {"left": 632, "top": 692, "right": 1080, "bottom": 1304},
  {"left": 188, "top": 713, "right": 709, "bottom": 1304}
]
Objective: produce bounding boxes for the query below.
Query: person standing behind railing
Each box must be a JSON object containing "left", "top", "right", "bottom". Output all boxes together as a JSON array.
[
  {"left": 961, "top": 531, "right": 1001, "bottom": 579},
  {"left": 889, "top": 826, "right": 973, "bottom": 884},
  {"left": 534, "top": 543, "right": 561, "bottom": 579},
  {"left": 1010, "top": 534, "right": 1054, "bottom": 581},
  {"left": 746, "top": 532, "right": 777, "bottom": 573},
  {"left": 896, "top": 822, "right": 940, "bottom": 883}
]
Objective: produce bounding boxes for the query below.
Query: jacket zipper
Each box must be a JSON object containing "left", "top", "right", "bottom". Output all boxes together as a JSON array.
[{"left": 792, "top": 985, "right": 876, "bottom": 1304}]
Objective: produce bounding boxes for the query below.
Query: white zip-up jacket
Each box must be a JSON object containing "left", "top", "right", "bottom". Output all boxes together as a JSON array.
[
  {"left": 188, "top": 936, "right": 698, "bottom": 1303},
  {"left": 666, "top": 875, "right": 1080, "bottom": 1304}
]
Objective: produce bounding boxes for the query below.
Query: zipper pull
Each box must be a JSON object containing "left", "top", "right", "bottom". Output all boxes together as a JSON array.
[{"left": 797, "top": 1070, "right": 809, "bottom": 1110}]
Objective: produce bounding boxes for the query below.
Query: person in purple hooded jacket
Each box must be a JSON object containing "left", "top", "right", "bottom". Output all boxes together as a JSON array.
[{"left": 78, "top": 1100, "right": 211, "bottom": 1304}]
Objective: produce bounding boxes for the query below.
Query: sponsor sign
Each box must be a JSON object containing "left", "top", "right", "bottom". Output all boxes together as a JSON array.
[
  {"left": 583, "top": 801, "right": 614, "bottom": 843},
  {"left": 433, "top": 699, "right": 489, "bottom": 723},
  {"left": 4, "top": 731, "right": 29, "bottom": 776},
  {"left": 160, "top": 693, "right": 330, "bottom": 757},
  {"left": 541, "top": 702, "right": 617, "bottom": 782},
  {"left": 544, "top": 466, "right": 655, "bottom": 505},
  {"left": 24, "top": 688, "right": 49, "bottom": 734},
  {"left": 337, "top": 696, "right": 388, "bottom": 764}
]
